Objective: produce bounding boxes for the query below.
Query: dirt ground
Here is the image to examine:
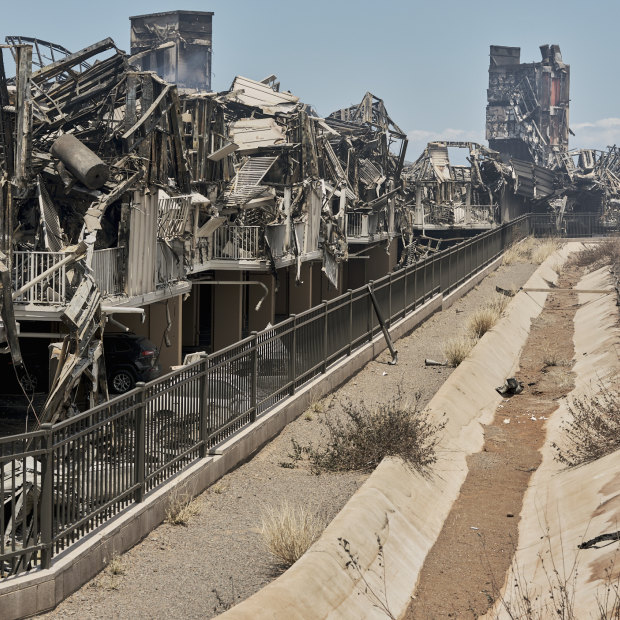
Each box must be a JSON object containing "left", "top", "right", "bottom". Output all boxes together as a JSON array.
[
  {"left": 406, "top": 263, "right": 583, "bottom": 619},
  {"left": 40, "top": 260, "right": 537, "bottom": 620}
]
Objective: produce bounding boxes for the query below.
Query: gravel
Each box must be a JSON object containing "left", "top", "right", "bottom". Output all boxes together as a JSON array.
[{"left": 40, "top": 261, "right": 537, "bottom": 619}]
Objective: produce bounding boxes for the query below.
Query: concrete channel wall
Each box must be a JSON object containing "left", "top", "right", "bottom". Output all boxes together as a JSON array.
[
  {"left": 217, "top": 245, "right": 576, "bottom": 619},
  {"left": 0, "top": 249, "right": 509, "bottom": 618}
]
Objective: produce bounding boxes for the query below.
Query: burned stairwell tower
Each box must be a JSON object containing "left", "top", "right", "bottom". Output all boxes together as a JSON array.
[
  {"left": 486, "top": 44, "right": 570, "bottom": 168},
  {"left": 129, "top": 10, "right": 213, "bottom": 91}
]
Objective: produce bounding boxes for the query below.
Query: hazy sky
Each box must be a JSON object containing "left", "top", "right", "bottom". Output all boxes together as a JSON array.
[{"left": 2, "top": 0, "right": 619, "bottom": 158}]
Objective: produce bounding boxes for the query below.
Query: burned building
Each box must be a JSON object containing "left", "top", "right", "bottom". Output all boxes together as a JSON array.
[
  {"left": 486, "top": 44, "right": 570, "bottom": 169},
  {"left": 129, "top": 11, "right": 213, "bottom": 91}
]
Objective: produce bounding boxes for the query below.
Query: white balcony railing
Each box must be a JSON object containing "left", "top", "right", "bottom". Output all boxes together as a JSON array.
[
  {"left": 212, "top": 226, "right": 260, "bottom": 260},
  {"left": 92, "top": 247, "right": 125, "bottom": 296},
  {"left": 13, "top": 247, "right": 126, "bottom": 305},
  {"left": 12, "top": 251, "right": 68, "bottom": 304}
]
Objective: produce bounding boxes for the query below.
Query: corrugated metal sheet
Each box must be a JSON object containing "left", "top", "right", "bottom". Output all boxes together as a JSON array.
[
  {"left": 127, "top": 189, "right": 157, "bottom": 296},
  {"left": 230, "top": 76, "right": 299, "bottom": 111},
  {"left": 229, "top": 118, "right": 286, "bottom": 153},
  {"left": 429, "top": 144, "right": 452, "bottom": 182}
]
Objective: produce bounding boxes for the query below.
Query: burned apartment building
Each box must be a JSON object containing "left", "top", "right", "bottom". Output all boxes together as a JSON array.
[
  {"left": 0, "top": 12, "right": 409, "bottom": 423},
  {"left": 486, "top": 44, "right": 570, "bottom": 169}
]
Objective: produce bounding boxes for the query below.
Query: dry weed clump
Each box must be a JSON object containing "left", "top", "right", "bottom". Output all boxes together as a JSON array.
[
  {"left": 502, "top": 237, "right": 561, "bottom": 265},
  {"left": 553, "top": 385, "right": 620, "bottom": 467},
  {"left": 260, "top": 502, "right": 325, "bottom": 567},
  {"left": 567, "top": 238, "right": 620, "bottom": 270},
  {"left": 502, "top": 237, "right": 537, "bottom": 265},
  {"left": 443, "top": 335, "right": 476, "bottom": 367},
  {"left": 467, "top": 306, "right": 501, "bottom": 339},
  {"left": 531, "top": 238, "right": 561, "bottom": 264},
  {"left": 165, "top": 487, "right": 201, "bottom": 526},
  {"left": 307, "top": 392, "right": 445, "bottom": 475}
]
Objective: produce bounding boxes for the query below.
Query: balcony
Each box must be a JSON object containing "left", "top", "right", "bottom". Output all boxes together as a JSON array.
[{"left": 346, "top": 212, "right": 390, "bottom": 243}]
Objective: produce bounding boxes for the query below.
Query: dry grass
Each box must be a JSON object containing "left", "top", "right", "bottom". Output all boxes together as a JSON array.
[
  {"left": 531, "top": 238, "right": 561, "bottom": 264},
  {"left": 503, "top": 237, "right": 561, "bottom": 266},
  {"left": 260, "top": 501, "right": 325, "bottom": 568},
  {"left": 165, "top": 488, "right": 201, "bottom": 526},
  {"left": 567, "top": 238, "right": 620, "bottom": 270},
  {"left": 488, "top": 292, "right": 512, "bottom": 315},
  {"left": 467, "top": 305, "right": 501, "bottom": 339},
  {"left": 107, "top": 554, "right": 125, "bottom": 576},
  {"left": 443, "top": 335, "right": 475, "bottom": 367},
  {"left": 502, "top": 237, "right": 538, "bottom": 265},
  {"left": 553, "top": 384, "right": 620, "bottom": 467}
]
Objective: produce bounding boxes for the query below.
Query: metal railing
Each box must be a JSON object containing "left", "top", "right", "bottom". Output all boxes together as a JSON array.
[
  {"left": 0, "top": 213, "right": 581, "bottom": 579},
  {"left": 12, "top": 251, "right": 67, "bottom": 304},
  {"left": 212, "top": 226, "right": 260, "bottom": 260},
  {"left": 91, "top": 247, "right": 125, "bottom": 296}
]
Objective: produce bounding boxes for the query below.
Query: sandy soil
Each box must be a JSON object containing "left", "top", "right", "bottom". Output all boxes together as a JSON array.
[
  {"left": 405, "top": 263, "right": 583, "bottom": 619},
  {"left": 40, "top": 261, "right": 537, "bottom": 619}
]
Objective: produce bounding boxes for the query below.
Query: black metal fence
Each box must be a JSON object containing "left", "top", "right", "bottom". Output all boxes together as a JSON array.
[{"left": 0, "top": 211, "right": 581, "bottom": 579}]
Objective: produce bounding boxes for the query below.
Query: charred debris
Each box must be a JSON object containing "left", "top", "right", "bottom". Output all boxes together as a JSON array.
[
  {"left": 0, "top": 35, "right": 409, "bottom": 424},
  {"left": 0, "top": 33, "right": 618, "bottom": 425}
]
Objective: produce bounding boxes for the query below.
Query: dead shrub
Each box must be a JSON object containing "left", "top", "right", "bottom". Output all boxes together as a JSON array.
[
  {"left": 487, "top": 292, "right": 512, "bottom": 316},
  {"left": 260, "top": 501, "right": 325, "bottom": 568},
  {"left": 567, "top": 238, "right": 620, "bottom": 270},
  {"left": 531, "top": 238, "right": 561, "bottom": 264},
  {"left": 307, "top": 392, "right": 445, "bottom": 476},
  {"left": 165, "top": 487, "right": 201, "bottom": 526},
  {"left": 443, "top": 335, "right": 475, "bottom": 367},
  {"left": 502, "top": 238, "right": 537, "bottom": 265},
  {"left": 467, "top": 306, "right": 501, "bottom": 339},
  {"left": 553, "top": 385, "right": 620, "bottom": 467}
]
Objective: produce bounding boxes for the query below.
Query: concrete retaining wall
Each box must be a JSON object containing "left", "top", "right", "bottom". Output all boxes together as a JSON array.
[{"left": 217, "top": 246, "right": 578, "bottom": 619}]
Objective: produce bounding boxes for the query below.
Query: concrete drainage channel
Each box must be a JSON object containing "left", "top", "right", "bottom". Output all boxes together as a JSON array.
[
  {"left": 216, "top": 244, "right": 578, "bottom": 619},
  {"left": 0, "top": 249, "right": 507, "bottom": 618},
  {"left": 482, "top": 265, "right": 620, "bottom": 618}
]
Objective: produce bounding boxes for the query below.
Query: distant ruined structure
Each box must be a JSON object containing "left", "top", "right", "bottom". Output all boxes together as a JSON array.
[
  {"left": 129, "top": 10, "right": 213, "bottom": 91},
  {"left": 486, "top": 44, "right": 570, "bottom": 169}
]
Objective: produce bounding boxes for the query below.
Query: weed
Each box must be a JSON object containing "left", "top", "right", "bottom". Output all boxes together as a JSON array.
[
  {"left": 211, "top": 483, "right": 227, "bottom": 494},
  {"left": 165, "top": 487, "right": 201, "bottom": 526},
  {"left": 443, "top": 335, "right": 475, "bottom": 367},
  {"left": 310, "top": 401, "right": 324, "bottom": 413},
  {"left": 488, "top": 292, "right": 512, "bottom": 316},
  {"left": 279, "top": 437, "right": 309, "bottom": 469},
  {"left": 467, "top": 306, "right": 501, "bottom": 339},
  {"left": 542, "top": 352, "right": 560, "bottom": 368},
  {"left": 260, "top": 501, "right": 325, "bottom": 568},
  {"left": 553, "top": 384, "right": 620, "bottom": 467},
  {"left": 107, "top": 554, "right": 125, "bottom": 576},
  {"left": 531, "top": 238, "right": 561, "bottom": 264},
  {"left": 567, "top": 238, "right": 620, "bottom": 270},
  {"left": 307, "top": 391, "right": 445, "bottom": 476},
  {"left": 339, "top": 536, "right": 395, "bottom": 619},
  {"left": 502, "top": 237, "right": 560, "bottom": 266},
  {"left": 212, "top": 577, "right": 238, "bottom": 613},
  {"left": 304, "top": 412, "right": 314, "bottom": 421}
]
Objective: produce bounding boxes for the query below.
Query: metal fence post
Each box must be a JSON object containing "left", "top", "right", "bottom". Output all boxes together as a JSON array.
[
  {"left": 388, "top": 274, "right": 392, "bottom": 326},
  {"left": 134, "top": 382, "right": 146, "bottom": 503},
  {"left": 367, "top": 281, "right": 374, "bottom": 341},
  {"left": 322, "top": 301, "right": 328, "bottom": 373},
  {"left": 199, "top": 354, "right": 210, "bottom": 458},
  {"left": 40, "top": 423, "right": 54, "bottom": 569},
  {"left": 289, "top": 315, "right": 297, "bottom": 395},
  {"left": 251, "top": 331, "right": 258, "bottom": 422},
  {"left": 347, "top": 290, "right": 353, "bottom": 355}
]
